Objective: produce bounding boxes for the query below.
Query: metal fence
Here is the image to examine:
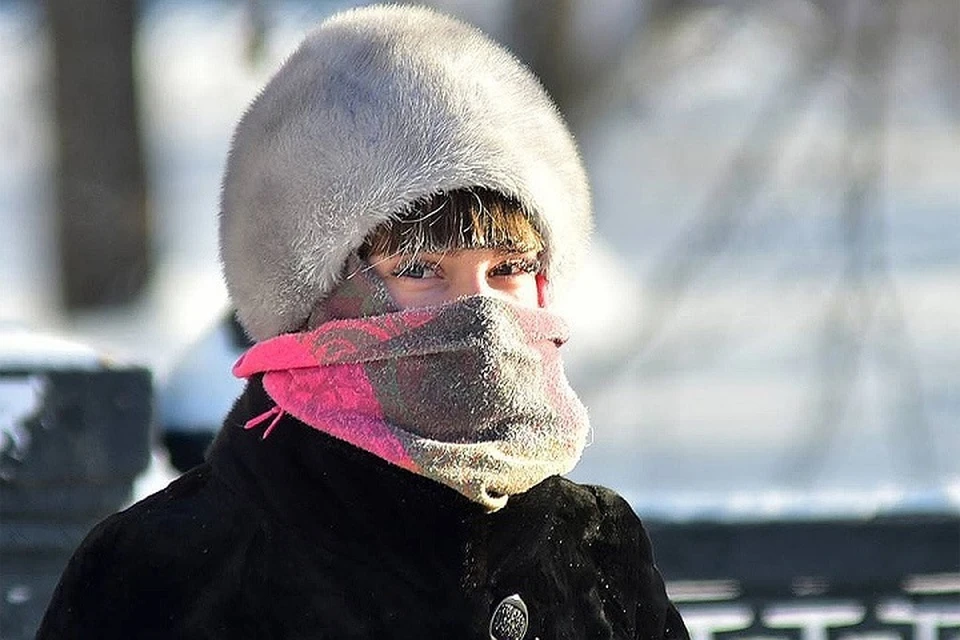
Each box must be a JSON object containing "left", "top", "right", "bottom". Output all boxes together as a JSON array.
[{"left": 650, "top": 517, "right": 960, "bottom": 640}]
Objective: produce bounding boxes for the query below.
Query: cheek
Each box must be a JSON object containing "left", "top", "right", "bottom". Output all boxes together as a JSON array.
[
  {"left": 382, "top": 277, "right": 459, "bottom": 310},
  {"left": 382, "top": 280, "right": 434, "bottom": 310}
]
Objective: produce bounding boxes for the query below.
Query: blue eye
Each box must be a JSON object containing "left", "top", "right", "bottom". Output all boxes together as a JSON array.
[{"left": 392, "top": 260, "right": 440, "bottom": 279}]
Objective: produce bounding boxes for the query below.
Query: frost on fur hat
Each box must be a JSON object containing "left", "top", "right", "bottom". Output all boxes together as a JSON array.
[{"left": 220, "top": 4, "right": 592, "bottom": 340}]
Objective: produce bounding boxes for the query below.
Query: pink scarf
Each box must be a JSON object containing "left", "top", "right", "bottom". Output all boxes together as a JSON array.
[{"left": 233, "top": 265, "right": 590, "bottom": 511}]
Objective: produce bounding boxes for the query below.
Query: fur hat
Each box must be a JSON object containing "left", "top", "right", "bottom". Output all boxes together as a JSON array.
[{"left": 220, "top": 4, "right": 592, "bottom": 341}]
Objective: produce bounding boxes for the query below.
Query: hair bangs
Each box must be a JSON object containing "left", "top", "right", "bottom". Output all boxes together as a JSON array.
[{"left": 360, "top": 189, "right": 544, "bottom": 259}]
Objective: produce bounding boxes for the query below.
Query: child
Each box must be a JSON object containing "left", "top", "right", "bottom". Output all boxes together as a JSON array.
[{"left": 38, "top": 6, "right": 688, "bottom": 639}]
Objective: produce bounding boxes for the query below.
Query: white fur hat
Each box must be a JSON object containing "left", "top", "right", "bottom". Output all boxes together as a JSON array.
[{"left": 220, "top": 4, "right": 592, "bottom": 340}]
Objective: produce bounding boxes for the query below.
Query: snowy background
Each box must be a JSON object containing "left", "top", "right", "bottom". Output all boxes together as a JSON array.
[{"left": 1, "top": 0, "right": 958, "bottom": 520}]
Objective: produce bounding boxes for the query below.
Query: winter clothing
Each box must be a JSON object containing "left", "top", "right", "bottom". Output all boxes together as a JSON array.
[
  {"left": 220, "top": 5, "right": 592, "bottom": 341},
  {"left": 38, "top": 380, "right": 687, "bottom": 640},
  {"left": 233, "top": 260, "right": 590, "bottom": 511},
  {"left": 161, "top": 430, "right": 215, "bottom": 472}
]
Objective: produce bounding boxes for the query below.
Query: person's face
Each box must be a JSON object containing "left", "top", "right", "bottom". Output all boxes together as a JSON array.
[{"left": 367, "top": 248, "right": 544, "bottom": 309}]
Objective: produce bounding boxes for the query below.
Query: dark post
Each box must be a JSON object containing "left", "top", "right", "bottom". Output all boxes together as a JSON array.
[
  {"left": 508, "top": 0, "right": 577, "bottom": 116},
  {"left": 48, "top": 0, "right": 150, "bottom": 309}
]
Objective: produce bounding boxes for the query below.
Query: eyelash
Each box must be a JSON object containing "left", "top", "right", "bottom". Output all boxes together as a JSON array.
[
  {"left": 492, "top": 257, "right": 541, "bottom": 276},
  {"left": 390, "top": 257, "right": 541, "bottom": 279},
  {"left": 391, "top": 260, "right": 438, "bottom": 279}
]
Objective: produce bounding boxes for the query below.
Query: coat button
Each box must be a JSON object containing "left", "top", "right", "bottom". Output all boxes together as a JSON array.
[{"left": 489, "top": 594, "right": 528, "bottom": 640}]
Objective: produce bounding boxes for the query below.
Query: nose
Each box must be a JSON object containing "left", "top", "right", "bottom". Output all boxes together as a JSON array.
[{"left": 450, "top": 267, "right": 492, "bottom": 299}]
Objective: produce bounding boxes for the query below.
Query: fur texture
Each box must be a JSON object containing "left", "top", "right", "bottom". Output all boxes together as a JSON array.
[{"left": 220, "top": 5, "right": 592, "bottom": 340}]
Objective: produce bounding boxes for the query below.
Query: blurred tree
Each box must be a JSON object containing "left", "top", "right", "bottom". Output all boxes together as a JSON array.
[
  {"left": 506, "top": 0, "right": 648, "bottom": 129},
  {"left": 48, "top": 0, "right": 149, "bottom": 310},
  {"left": 244, "top": 0, "right": 268, "bottom": 66},
  {"left": 508, "top": 0, "right": 577, "bottom": 114}
]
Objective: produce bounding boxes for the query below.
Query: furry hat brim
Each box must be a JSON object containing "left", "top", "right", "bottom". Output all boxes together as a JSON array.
[{"left": 220, "top": 4, "right": 592, "bottom": 340}]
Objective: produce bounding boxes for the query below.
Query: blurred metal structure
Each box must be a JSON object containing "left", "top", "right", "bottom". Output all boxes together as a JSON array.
[
  {"left": 0, "top": 329, "right": 152, "bottom": 639},
  {"left": 650, "top": 517, "right": 960, "bottom": 640}
]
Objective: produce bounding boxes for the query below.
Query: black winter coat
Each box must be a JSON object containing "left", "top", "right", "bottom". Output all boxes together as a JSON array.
[{"left": 39, "top": 380, "right": 688, "bottom": 640}]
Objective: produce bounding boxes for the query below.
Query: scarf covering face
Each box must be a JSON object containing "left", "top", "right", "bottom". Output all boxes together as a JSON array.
[{"left": 233, "top": 260, "right": 590, "bottom": 511}]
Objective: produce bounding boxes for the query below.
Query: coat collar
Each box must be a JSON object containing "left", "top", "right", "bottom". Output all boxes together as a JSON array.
[{"left": 207, "top": 377, "right": 562, "bottom": 579}]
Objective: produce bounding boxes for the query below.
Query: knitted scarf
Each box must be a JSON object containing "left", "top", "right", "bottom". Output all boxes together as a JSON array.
[{"left": 233, "top": 260, "right": 590, "bottom": 511}]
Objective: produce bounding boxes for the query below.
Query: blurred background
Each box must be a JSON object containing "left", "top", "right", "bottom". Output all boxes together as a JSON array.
[
  {"left": 3, "top": 0, "right": 957, "bottom": 514},
  {"left": 1, "top": 0, "right": 959, "bottom": 636}
]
